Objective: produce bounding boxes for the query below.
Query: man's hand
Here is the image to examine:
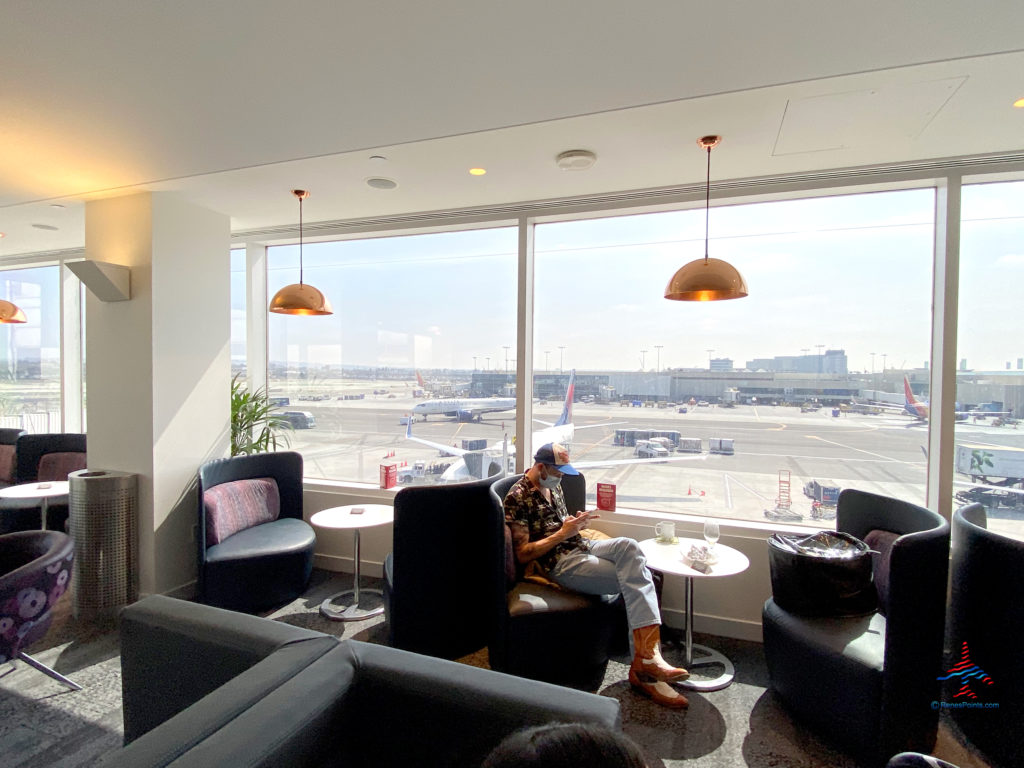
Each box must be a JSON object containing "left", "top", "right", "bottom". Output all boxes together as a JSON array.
[{"left": 560, "top": 510, "right": 601, "bottom": 538}]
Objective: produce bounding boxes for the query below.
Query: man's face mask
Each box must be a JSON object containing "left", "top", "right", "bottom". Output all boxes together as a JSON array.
[{"left": 538, "top": 467, "right": 562, "bottom": 489}]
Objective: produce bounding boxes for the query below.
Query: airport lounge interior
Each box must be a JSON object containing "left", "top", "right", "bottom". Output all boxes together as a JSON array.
[{"left": 2, "top": 4, "right": 1024, "bottom": 767}]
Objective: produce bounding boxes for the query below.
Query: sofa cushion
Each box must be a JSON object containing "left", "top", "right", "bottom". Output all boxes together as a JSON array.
[
  {"left": 864, "top": 528, "right": 900, "bottom": 616},
  {"left": 205, "top": 478, "right": 280, "bottom": 546},
  {"left": 507, "top": 581, "right": 599, "bottom": 617},
  {"left": 36, "top": 451, "right": 87, "bottom": 482}
]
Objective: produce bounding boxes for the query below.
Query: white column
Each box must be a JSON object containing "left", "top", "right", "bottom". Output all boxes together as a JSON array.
[
  {"left": 85, "top": 193, "right": 231, "bottom": 597},
  {"left": 245, "top": 242, "right": 268, "bottom": 391},
  {"left": 927, "top": 177, "right": 961, "bottom": 519},
  {"left": 515, "top": 216, "right": 535, "bottom": 472}
]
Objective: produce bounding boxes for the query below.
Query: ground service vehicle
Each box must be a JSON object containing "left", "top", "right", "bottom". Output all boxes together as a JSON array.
[
  {"left": 709, "top": 438, "right": 734, "bottom": 455},
  {"left": 803, "top": 479, "right": 841, "bottom": 504},
  {"left": 635, "top": 440, "right": 670, "bottom": 460},
  {"left": 954, "top": 443, "right": 1024, "bottom": 508},
  {"left": 677, "top": 438, "right": 702, "bottom": 453},
  {"left": 282, "top": 411, "right": 315, "bottom": 429}
]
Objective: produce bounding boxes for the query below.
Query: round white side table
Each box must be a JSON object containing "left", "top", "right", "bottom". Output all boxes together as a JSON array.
[
  {"left": 311, "top": 503, "right": 393, "bottom": 622},
  {"left": 0, "top": 480, "right": 70, "bottom": 530},
  {"left": 639, "top": 535, "right": 750, "bottom": 691}
]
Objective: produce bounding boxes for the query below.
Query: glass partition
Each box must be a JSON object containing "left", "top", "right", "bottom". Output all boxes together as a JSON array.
[
  {"left": 267, "top": 227, "right": 517, "bottom": 484},
  {"left": 535, "top": 188, "right": 935, "bottom": 525},
  {"left": 954, "top": 180, "right": 1024, "bottom": 539}
]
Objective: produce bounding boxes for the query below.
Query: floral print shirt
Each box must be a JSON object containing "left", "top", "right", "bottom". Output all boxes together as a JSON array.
[{"left": 503, "top": 475, "right": 589, "bottom": 572}]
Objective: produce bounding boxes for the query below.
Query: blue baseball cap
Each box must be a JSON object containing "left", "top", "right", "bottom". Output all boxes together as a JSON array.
[{"left": 534, "top": 442, "right": 579, "bottom": 475}]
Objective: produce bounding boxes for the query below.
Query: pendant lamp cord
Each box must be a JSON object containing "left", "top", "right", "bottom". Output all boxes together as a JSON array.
[
  {"left": 704, "top": 143, "right": 711, "bottom": 264},
  {"left": 296, "top": 193, "right": 303, "bottom": 286}
]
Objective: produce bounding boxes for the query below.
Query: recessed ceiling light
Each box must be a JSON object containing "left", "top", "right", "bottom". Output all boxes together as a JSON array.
[
  {"left": 365, "top": 177, "right": 398, "bottom": 190},
  {"left": 469, "top": 168, "right": 487, "bottom": 176},
  {"left": 32, "top": 223, "right": 59, "bottom": 231},
  {"left": 1014, "top": 97, "right": 1024, "bottom": 108},
  {"left": 555, "top": 149, "right": 597, "bottom": 171}
]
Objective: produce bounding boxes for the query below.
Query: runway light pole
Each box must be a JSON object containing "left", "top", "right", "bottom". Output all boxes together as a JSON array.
[
  {"left": 640, "top": 349, "right": 648, "bottom": 370},
  {"left": 706, "top": 349, "right": 715, "bottom": 370},
  {"left": 559, "top": 346, "right": 566, "bottom": 373},
  {"left": 545, "top": 350, "right": 551, "bottom": 372},
  {"left": 503, "top": 345, "right": 510, "bottom": 373},
  {"left": 654, "top": 345, "right": 663, "bottom": 373}
]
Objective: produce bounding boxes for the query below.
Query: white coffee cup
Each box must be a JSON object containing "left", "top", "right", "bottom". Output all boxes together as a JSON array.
[{"left": 655, "top": 520, "right": 676, "bottom": 543}]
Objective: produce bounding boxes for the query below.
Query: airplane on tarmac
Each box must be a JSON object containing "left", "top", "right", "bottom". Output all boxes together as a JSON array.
[
  {"left": 405, "top": 370, "right": 708, "bottom": 482},
  {"left": 411, "top": 392, "right": 517, "bottom": 422},
  {"left": 857, "top": 375, "right": 1010, "bottom": 423}
]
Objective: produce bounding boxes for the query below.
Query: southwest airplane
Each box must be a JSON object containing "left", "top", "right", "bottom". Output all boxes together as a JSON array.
[
  {"left": 406, "top": 370, "right": 707, "bottom": 482},
  {"left": 863, "top": 375, "right": 1008, "bottom": 422}
]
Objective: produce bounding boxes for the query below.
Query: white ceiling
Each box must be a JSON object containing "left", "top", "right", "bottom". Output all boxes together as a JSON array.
[{"left": 2, "top": 1, "right": 1023, "bottom": 257}]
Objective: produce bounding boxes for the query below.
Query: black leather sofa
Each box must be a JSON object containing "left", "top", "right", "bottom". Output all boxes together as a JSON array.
[{"left": 107, "top": 595, "right": 620, "bottom": 767}]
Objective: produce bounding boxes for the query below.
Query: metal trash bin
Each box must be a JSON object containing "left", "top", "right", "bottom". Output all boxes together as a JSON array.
[{"left": 68, "top": 469, "right": 138, "bottom": 620}]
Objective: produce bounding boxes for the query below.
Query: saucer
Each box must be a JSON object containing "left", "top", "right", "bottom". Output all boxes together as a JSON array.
[{"left": 656, "top": 537, "right": 679, "bottom": 545}]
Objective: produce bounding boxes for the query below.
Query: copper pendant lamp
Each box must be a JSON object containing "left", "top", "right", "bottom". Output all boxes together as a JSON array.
[
  {"left": 0, "top": 300, "right": 27, "bottom": 323},
  {"left": 664, "top": 136, "right": 748, "bottom": 302},
  {"left": 269, "top": 190, "right": 333, "bottom": 316}
]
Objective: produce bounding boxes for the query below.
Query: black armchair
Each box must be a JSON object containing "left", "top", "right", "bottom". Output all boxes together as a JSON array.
[
  {"left": 382, "top": 473, "right": 505, "bottom": 660},
  {"left": 0, "top": 427, "right": 25, "bottom": 489},
  {"left": 762, "top": 489, "right": 950, "bottom": 766},
  {"left": 0, "top": 530, "right": 80, "bottom": 689},
  {"left": 197, "top": 451, "right": 315, "bottom": 612},
  {"left": 0, "top": 432, "right": 86, "bottom": 533},
  {"left": 944, "top": 503, "right": 1023, "bottom": 768},
  {"left": 488, "top": 473, "right": 623, "bottom": 688}
]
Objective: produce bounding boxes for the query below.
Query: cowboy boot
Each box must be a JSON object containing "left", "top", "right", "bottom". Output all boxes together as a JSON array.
[
  {"left": 629, "top": 662, "right": 689, "bottom": 709},
  {"left": 632, "top": 624, "right": 689, "bottom": 682}
]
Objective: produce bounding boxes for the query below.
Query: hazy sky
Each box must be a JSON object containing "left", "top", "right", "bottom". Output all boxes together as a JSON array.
[{"left": 234, "top": 181, "right": 1024, "bottom": 374}]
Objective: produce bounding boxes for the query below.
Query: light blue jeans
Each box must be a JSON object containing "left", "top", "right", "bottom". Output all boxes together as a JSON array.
[{"left": 548, "top": 537, "right": 661, "bottom": 647}]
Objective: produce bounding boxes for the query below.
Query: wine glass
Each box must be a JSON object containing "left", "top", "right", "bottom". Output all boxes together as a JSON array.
[{"left": 703, "top": 519, "right": 720, "bottom": 551}]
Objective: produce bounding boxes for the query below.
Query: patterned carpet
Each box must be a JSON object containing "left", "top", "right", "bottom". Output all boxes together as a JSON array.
[{"left": 0, "top": 569, "right": 994, "bottom": 768}]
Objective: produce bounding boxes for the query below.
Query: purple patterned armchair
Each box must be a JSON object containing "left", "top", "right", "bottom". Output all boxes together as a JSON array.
[{"left": 0, "top": 529, "right": 80, "bottom": 690}]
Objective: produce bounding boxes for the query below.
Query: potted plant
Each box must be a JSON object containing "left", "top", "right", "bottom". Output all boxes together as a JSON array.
[{"left": 230, "top": 374, "right": 292, "bottom": 456}]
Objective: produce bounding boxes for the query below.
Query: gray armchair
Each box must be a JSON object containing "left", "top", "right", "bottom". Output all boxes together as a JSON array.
[
  {"left": 488, "top": 473, "right": 625, "bottom": 688},
  {"left": 382, "top": 473, "right": 505, "bottom": 660},
  {"left": 944, "top": 503, "right": 1023, "bottom": 768},
  {"left": 197, "top": 451, "right": 315, "bottom": 612},
  {"left": 762, "top": 489, "right": 950, "bottom": 766}
]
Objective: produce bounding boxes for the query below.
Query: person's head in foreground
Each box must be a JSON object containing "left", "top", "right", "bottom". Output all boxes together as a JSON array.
[{"left": 481, "top": 722, "right": 646, "bottom": 768}]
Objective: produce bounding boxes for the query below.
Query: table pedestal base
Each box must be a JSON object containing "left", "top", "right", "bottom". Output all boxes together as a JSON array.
[
  {"left": 319, "top": 588, "right": 384, "bottom": 622},
  {"left": 677, "top": 643, "right": 735, "bottom": 692}
]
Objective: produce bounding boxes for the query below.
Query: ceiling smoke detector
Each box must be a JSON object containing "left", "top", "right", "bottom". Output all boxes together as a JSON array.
[
  {"left": 555, "top": 149, "right": 597, "bottom": 171},
  {"left": 365, "top": 177, "right": 398, "bottom": 190}
]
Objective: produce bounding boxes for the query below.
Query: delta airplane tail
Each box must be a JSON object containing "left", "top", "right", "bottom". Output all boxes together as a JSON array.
[
  {"left": 415, "top": 370, "right": 426, "bottom": 388},
  {"left": 555, "top": 370, "right": 575, "bottom": 427}
]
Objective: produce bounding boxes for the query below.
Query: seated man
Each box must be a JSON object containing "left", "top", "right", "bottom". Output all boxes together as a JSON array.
[{"left": 503, "top": 443, "right": 688, "bottom": 709}]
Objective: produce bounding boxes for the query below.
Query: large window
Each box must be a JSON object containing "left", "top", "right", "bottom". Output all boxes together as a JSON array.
[
  {"left": 534, "top": 189, "right": 935, "bottom": 525},
  {"left": 0, "top": 266, "right": 63, "bottom": 432},
  {"left": 954, "top": 180, "right": 1024, "bottom": 539},
  {"left": 267, "top": 227, "right": 518, "bottom": 484},
  {"left": 230, "top": 248, "right": 246, "bottom": 377}
]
